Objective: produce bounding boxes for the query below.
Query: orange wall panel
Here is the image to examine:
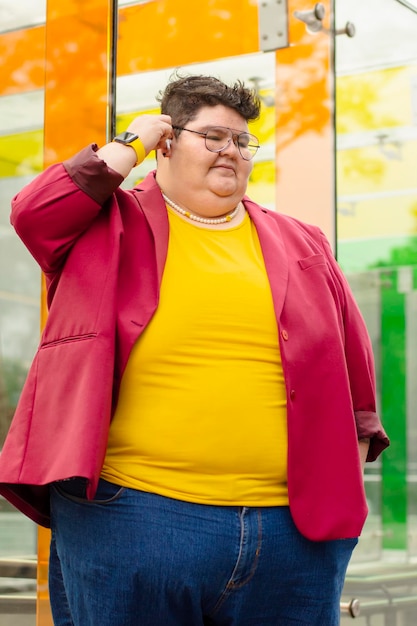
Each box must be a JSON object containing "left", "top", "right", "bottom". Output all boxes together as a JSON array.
[
  {"left": 275, "top": 0, "right": 335, "bottom": 244},
  {"left": 117, "top": 0, "right": 259, "bottom": 75},
  {"left": 0, "top": 27, "right": 46, "bottom": 96},
  {"left": 43, "top": 0, "right": 113, "bottom": 165},
  {"left": 0, "top": 0, "right": 260, "bottom": 97},
  {"left": 37, "top": 2, "right": 114, "bottom": 623}
]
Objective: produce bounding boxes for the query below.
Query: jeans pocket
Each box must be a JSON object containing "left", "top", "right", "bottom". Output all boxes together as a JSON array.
[{"left": 54, "top": 477, "right": 125, "bottom": 505}]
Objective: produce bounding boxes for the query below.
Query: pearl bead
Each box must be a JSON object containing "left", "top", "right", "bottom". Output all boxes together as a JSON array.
[{"left": 161, "top": 192, "right": 239, "bottom": 225}]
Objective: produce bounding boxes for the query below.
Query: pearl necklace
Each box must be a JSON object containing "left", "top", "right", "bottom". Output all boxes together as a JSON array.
[{"left": 161, "top": 192, "right": 239, "bottom": 225}]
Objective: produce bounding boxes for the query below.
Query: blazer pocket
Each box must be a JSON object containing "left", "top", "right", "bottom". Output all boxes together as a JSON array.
[
  {"left": 298, "top": 254, "right": 326, "bottom": 270},
  {"left": 40, "top": 332, "right": 98, "bottom": 348}
]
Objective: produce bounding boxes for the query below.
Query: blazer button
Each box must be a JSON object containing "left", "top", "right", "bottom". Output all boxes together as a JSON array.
[
  {"left": 281, "top": 329, "right": 289, "bottom": 341},
  {"left": 290, "top": 389, "right": 296, "bottom": 400}
]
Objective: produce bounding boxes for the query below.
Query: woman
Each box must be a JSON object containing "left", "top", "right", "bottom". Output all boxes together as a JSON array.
[{"left": 0, "top": 74, "right": 389, "bottom": 625}]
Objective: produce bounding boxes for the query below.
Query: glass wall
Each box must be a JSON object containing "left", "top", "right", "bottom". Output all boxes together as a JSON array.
[
  {"left": 1, "top": 0, "right": 417, "bottom": 623},
  {"left": 0, "top": 0, "right": 45, "bottom": 557},
  {"left": 336, "top": 0, "right": 417, "bottom": 623},
  {"left": 0, "top": 1, "right": 45, "bottom": 622}
]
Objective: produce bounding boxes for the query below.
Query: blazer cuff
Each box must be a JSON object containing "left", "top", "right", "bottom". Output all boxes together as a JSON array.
[
  {"left": 355, "top": 410, "right": 390, "bottom": 462},
  {"left": 63, "top": 144, "right": 124, "bottom": 206}
]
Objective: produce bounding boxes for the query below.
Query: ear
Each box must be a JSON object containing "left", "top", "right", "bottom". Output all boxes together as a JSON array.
[
  {"left": 156, "top": 148, "right": 168, "bottom": 161},
  {"left": 162, "top": 138, "right": 172, "bottom": 157}
]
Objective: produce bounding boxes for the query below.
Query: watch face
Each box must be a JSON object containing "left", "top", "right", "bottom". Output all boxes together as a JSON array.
[{"left": 114, "top": 131, "right": 139, "bottom": 144}]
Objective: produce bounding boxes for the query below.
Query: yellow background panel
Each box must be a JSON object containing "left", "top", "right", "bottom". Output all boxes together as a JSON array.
[
  {"left": 336, "top": 67, "right": 416, "bottom": 133},
  {"left": 0, "top": 131, "right": 43, "bottom": 177}
]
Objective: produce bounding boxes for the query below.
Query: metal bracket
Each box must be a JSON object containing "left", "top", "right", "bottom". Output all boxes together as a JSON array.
[
  {"left": 294, "top": 3, "right": 325, "bottom": 33},
  {"left": 293, "top": 4, "right": 356, "bottom": 38},
  {"left": 335, "top": 22, "right": 356, "bottom": 37},
  {"left": 258, "top": 0, "right": 289, "bottom": 52}
]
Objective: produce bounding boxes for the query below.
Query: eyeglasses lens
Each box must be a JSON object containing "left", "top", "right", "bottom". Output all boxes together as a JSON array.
[{"left": 205, "top": 127, "right": 259, "bottom": 160}]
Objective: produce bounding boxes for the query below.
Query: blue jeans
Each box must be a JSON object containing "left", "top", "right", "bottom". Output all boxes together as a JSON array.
[{"left": 49, "top": 479, "right": 357, "bottom": 626}]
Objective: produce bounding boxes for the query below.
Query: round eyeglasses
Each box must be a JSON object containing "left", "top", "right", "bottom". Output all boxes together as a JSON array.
[{"left": 172, "top": 125, "right": 260, "bottom": 161}]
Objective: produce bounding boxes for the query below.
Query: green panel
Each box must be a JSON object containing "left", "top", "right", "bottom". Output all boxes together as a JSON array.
[{"left": 381, "top": 270, "right": 407, "bottom": 549}]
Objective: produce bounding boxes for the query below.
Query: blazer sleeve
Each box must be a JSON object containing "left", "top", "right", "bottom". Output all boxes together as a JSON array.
[
  {"left": 10, "top": 144, "right": 124, "bottom": 275},
  {"left": 319, "top": 231, "right": 390, "bottom": 461}
]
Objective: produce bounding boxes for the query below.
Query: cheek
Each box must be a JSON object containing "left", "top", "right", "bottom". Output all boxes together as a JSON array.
[
  {"left": 175, "top": 155, "right": 204, "bottom": 178},
  {"left": 238, "top": 163, "right": 253, "bottom": 181},
  {"left": 245, "top": 161, "right": 254, "bottom": 175},
  {"left": 190, "top": 152, "right": 213, "bottom": 170}
]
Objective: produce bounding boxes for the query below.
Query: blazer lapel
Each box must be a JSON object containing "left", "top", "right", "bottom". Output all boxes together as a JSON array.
[
  {"left": 245, "top": 199, "right": 288, "bottom": 320},
  {"left": 134, "top": 173, "right": 169, "bottom": 287}
]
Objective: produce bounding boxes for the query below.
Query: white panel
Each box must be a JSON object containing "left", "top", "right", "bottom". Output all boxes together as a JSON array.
[
  {"left": 0, "top": 91, "right": 44, "bottom": 135},
  {"left": 0, "top": 0, "right": 45, "bottom": 32},
  {"left": 258, "top": 0, "right": 288, "bottom": 52},
  {"left": 336, "top": 0, "right": 417, "bottom": 74}
]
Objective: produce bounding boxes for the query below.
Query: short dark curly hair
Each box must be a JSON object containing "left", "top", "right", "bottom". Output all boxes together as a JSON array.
[{"left": 157, "top": 73, "right": 261, "bottom": 135}]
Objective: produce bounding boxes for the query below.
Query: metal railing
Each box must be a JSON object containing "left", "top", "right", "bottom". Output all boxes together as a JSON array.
[
  {"left": 342, "top": 563, "right": 417, "bottom": 623},
  {"left": 0, "top": 557, "right": 36, "bottom": 614}
]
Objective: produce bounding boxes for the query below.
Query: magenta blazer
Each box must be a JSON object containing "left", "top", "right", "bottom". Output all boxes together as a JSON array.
[{"left": 0, "top": 146, "right": 389, "bottom": 540}]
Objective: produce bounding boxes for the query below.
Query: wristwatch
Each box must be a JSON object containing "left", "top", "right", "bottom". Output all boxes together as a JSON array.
[{"left": 112, "top": 131, "right": 144, "bottom": 165}]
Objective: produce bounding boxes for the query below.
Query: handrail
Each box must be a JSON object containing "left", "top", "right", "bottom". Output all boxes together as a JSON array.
[
  {"left": 0, "top": 593, "right": 36, "bottom": 614},
  {"left": 0, "top": 557, "right": 37, "bottom": 579}
]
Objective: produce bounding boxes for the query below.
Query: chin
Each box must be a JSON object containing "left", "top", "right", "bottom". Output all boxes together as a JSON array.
[{"left": 210, "top": 183, "right": 241, "bottom": 198}]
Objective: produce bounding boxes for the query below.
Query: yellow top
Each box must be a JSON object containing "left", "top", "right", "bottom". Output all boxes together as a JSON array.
[{"left": 101, "top": 208, "right": 288, "bottom": 505}]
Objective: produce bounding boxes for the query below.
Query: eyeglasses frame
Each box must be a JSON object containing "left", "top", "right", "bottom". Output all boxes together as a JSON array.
[{"left": 172, "top": 125, "right": 260, "bottom": 161}]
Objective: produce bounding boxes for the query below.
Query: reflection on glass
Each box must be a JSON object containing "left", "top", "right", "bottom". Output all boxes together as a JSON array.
[
  {"left": 337, "top": 1, "right": 417, "bottom": 623},
  {"left": 336, "top": 0, "right": 417, "bottom": 566},
  {"left": 396, "top": 0, "right": 417, "bottom": 13},
  {"left": 0, "top": 7, "right": 43, "bottom": 469},
  {"left": 0, "top": 1, "right": 45, "bottom": 621}
]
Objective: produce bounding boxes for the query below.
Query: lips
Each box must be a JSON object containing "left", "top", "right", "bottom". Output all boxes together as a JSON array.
[{"left": 213, "top": 163, "right": 235, "bottom": 173}]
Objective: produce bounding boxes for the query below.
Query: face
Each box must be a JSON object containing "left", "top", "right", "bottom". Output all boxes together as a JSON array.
[{"left": 157, "top": 105, "right": 254, "bottom": 215}]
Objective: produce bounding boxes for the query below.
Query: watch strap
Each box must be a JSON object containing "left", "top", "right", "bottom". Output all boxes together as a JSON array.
[{"left": 113, "top": 132, "right": 146, "bottom": 166}]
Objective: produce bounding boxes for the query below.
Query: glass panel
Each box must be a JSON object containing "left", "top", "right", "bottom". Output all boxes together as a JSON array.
[
  {"left": 115, "top": 0, "right": 335, "bottom": 238},
  {"left": 36, "top": 3, "right": 115, "bottom": 623},
  {"left": 275, "top": 0, "right": 335, "bottom": 244},
  {"left": 0, "top": 2, "right": 45, "bottom": 623},
  {"left": 395, "top": 0, "right": 417, "bottom": 12},
  {"left": 114, "top": 0, "right": 273, "bottom": 207},
  {"left": 116, "top": 0, "right": 259, "bottom": 75},
  {"left": 43, "top": 0, "right": 115, "bottom": 165},
  {"left": 337, "top": 0, "right": 417, "bottom": 623},
  {"left": 0, "top": 0, "right": 114, "bottom": 622}
]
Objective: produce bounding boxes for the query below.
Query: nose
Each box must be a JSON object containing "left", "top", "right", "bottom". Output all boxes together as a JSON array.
[{"left": 219, "top": 136, "right": 239, "bottom": 157}]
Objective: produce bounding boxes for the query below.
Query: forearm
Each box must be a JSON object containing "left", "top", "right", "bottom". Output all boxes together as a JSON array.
[{"left": 96, "top": 141, "right": 137, "bottom": 178}]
